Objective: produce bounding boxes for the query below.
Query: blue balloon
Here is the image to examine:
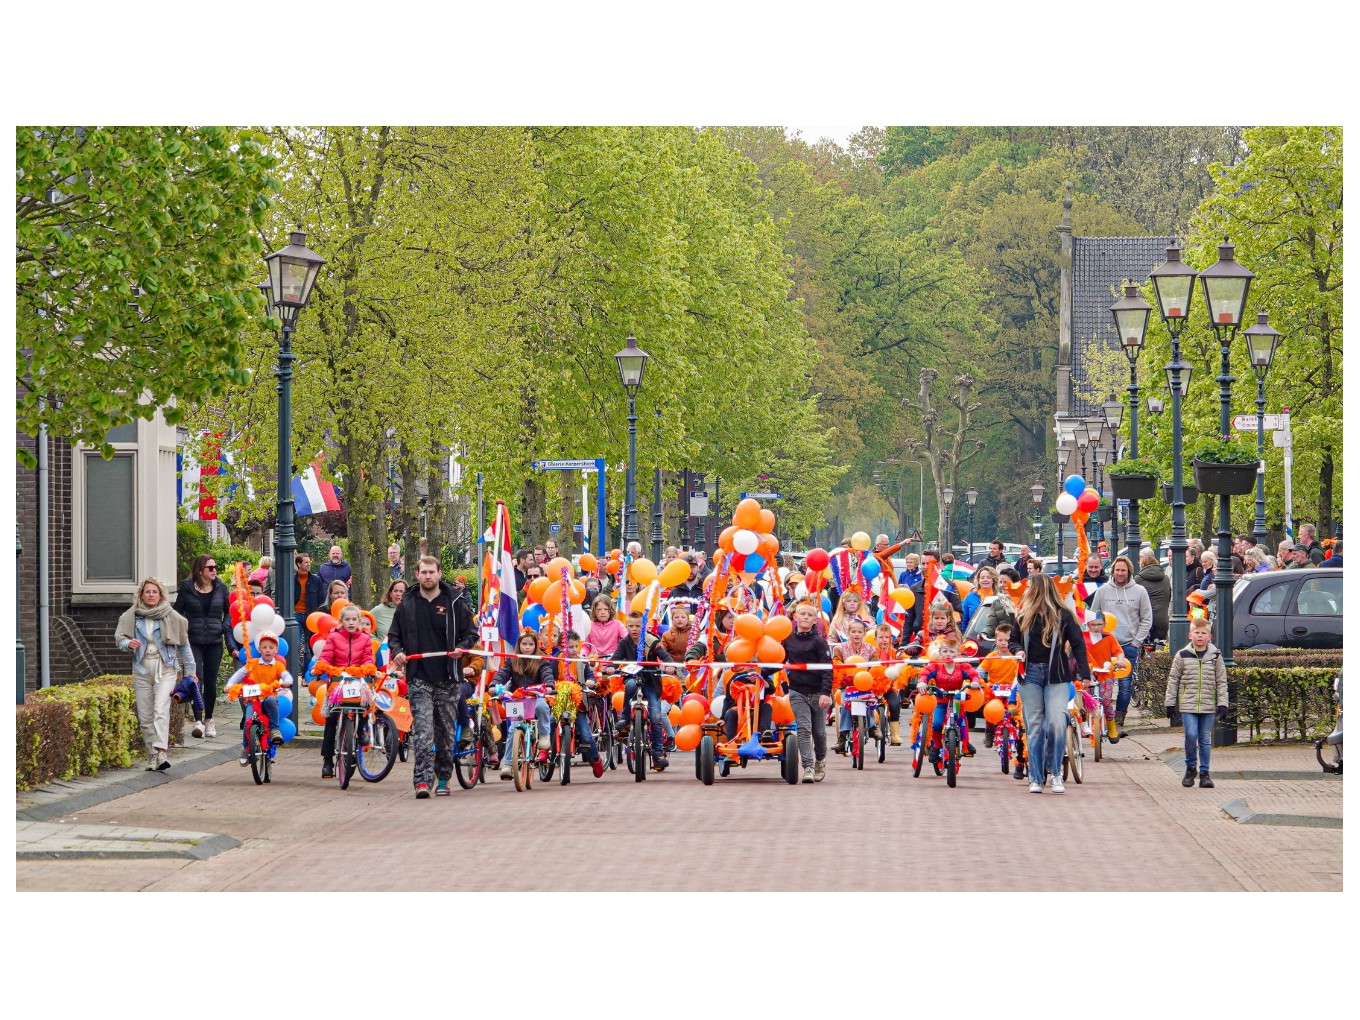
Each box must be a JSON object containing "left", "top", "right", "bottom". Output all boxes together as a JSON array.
[
  {"left": 237, "top": 647, "right": 248, "bottom": 663},
  {"left": 821, "top": 592, "right": 832, "bottom": 613},
  {"left": 248, "top": 640, "right": 260, "bottom": 659},
  {"left": 744, "top": 553, "right": 767, "bottom": 575},
  {"left": 1064, "top": 474, "right": 1086, "bottom": 498},
  {"left": 522, "top": 604, "right": 546, "bottom": 630},
  {"left": 860, "top": 557, "right": 881, "bottom": 581},
  {"left": 876, "top": 608, "right": 886, "bottom": 624},
  {"left": 278, "top": 716, "right": 297, "bottom": 743},
  {"left": 271, "top": 636, "right": 289, "bottom": 659},
  {"left": 276, "top": 691, "right": 293, "bottom": 717}
]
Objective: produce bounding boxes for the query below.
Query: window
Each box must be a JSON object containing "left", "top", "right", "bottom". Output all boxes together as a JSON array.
[
  {"left": 1250, "top": 581, "right": 1295, "bottom": 616},
  {"left": 83, "top": 452, "right": 136, "bottom": 581},
  {"left": 1293, "top": 577, "right": 1342, "bottom": 617}
]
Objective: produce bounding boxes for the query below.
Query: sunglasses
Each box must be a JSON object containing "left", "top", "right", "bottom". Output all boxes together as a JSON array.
[{"left": 205, "top": 564, "right": 218, "bottom": 571}]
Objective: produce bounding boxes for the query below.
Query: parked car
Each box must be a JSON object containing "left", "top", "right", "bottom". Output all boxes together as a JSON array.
[
  {"left": 1041, "top": 556, "right": 1080, "bottom": 577},
  {"left": 1232, "top": 567, "right": 1342, "bottom": 649}
]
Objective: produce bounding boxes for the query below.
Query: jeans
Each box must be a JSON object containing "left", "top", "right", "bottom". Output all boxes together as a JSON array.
[
  {"left": 1117, "top": 642, "right": 1141, "bottom": 715},
  {"left": 1019, "top": 680, "right": 1070, "bottom": 782},
  {"left": 242, "top": 696, "right": 280, "bottom": 749},
  {"left": 1182, "top": 711, "right": 1215, "bottom": 774},
  {"left": 133, "top": 664, "right": 177, "bottom": 754},
  {"left": 189, "top": 641, "right": 225, "bottom": 720},
  {"left": 788, "top": 688, "right": 826, "bottom": 769},
  {"left": 623, "top": 675, "right": 668, "bottom": 755}
]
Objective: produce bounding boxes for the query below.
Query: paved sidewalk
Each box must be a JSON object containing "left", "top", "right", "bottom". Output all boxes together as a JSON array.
[{"left": 17, "top": 820, "right": 239, "bottom": 860}]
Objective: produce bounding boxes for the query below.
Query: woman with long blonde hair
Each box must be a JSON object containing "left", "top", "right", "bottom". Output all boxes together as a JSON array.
[{"left": 1015, "top": 571, "right": 1091, "bottom": 795}]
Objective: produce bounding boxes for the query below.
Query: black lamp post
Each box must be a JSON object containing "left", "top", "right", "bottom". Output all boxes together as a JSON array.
[
  {"left": 263, "top": 230, "right": 325, "bottom": 724},
  {"left": 1150, "top": 243, "right": 1197, "bottom": 652},
  {"left": 1030, "top": 482, "right": 1045, "bottom": 554},
  {"left": 1243, "top": 312, "right": 1283, "bottom": 548},
  {"left": 1101, "top": 401, "right": 1123, "bottom": 554},
  {"left": 614, "top": 335, "right": 649, "bottom": 546},
  {"left": 1198, "top": 237, "right": 1255, "bottom": 746},
  {"left": 964, "top": 487, "right": 977, "bottom": 559},
  {"left": 942, "top": 485, "right": 953, "bottom": 552},
  {"left": 1111, "top": 282, "right": 1150, "bottom": 561},
  {"left": 1072, "top": 419, "right": 1092, "bottom": 548}
]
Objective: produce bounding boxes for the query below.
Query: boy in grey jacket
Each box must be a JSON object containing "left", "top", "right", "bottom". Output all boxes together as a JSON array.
[{"left": 1164, "top": 617, "right": 1229, "bottom": 789}]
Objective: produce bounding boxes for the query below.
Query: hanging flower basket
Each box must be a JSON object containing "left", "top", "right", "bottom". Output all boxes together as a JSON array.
[
  {"left": 1193, "top": 459, "right": 1258, "bottom": 496},
  {"left": 1161, "top": 482, "right": 1199, "bottom": 506},
  {"left": 1109, "top": 475, "right": 1158, "bottom": 500}
]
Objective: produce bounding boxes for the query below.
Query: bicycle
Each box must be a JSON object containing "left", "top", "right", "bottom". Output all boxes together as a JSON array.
[
  {"left": 909, "top": 682, "right": 979, "bottom": 789},
  {"left": 988, "top": 684, "right": 1027, "bottom": 780},
  {"left": 325, "top": 672, "right": 376, "bottom": 791},
  {"left": 695, "top": 669, "right": 799, "bottom": 785},
  {"left": 358, "top": 681, "right": 400, "bottom": 784},
  {"left": 228, "top": 679, "right": 280, "bottom": 786},
  {"left": 452, "top": 684, "right": 499, "bottom": 789},
  {"left": 1062, "top": 682, "right": 1086, "bottom": 785},
  {"left": 584, "top": 682, "right": 616, "bottom": 772},
  {"left": 499, "top": 683, "right": 549, "bottom": 792},
  {"left": 1086, "top": 668, "right": 1111, "bottom": 764},
  {"left": 841, "top": 688, "right": 887, "bottom": 769}
]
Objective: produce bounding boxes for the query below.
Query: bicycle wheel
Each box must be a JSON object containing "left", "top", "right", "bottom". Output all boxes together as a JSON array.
[
  {"left": 511, "top": 727, "right": 528, "bottom": 792},
  {"left": 912, "top": 721, "right": 927, "bottom": 778},
  {"left": 537, "top": 724, "right": 557, "bottom": 784},
  {"left": 876, "top": 708, "right": 887, "bottom": 764},
  {"left": 999, "top": 727, "right": 1012, "bottom": 775},
  {"left": 249, "top": 719, "right": 265, "bottom": 786},
  {"left": 454, "top": 720, "right": 484, "bottom": 790},
  {"left": 358, "top": 713, "right": 399, "bottom": 783},
  {"left": 1063, "top": 719, "right": 1084, "bottom": 784},
  {"left": 337, "top": 712, "right": 356, "bottom": 790},
  {"left": 852, "top": 717, "right": 866, "bottom": 770},
  {"left": 944, "top": 724, "right": 960, "bottom": 789},
  {"left": 559, "top": 718, "right": 573, "bottom": 786},
  {"left": 631, "top": 707, "right": 648, "bottom": 783},
  {"left": 698, "top": 734, "right": 716, "bottom": 786}
]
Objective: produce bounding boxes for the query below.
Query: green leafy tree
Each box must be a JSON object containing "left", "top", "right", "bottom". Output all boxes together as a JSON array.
[{"left": 16, "top": 126, "right": 278, "bottom": 463}]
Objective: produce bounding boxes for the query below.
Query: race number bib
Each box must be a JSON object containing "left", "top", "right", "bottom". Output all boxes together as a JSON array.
[
  {"left": 504, "top": 700, "right": 525, "bottom": 720},
  {"left": 850, "top": 699, "right": 868, "bottom": 717},
  {"left": 622, "top": 663, "right": 643, "bottom": 676},
  {"left": 341, "top": 680, "right": 365, "bottom": 701},
  {"left": 481, "top": 626, "right": 499, "bottom": 648},
  {"left": 242, "top": 684, "right": 262, "bottom": 699}
]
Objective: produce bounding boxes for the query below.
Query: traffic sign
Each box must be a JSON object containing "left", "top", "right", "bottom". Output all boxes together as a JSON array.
[
  {"left": 688, "top": 493, "right": 709, "bottom": 516},
  {"left": 1233, "top": 413, "right": 1287, "bottom": 432},
  {"left": 907, "top": 529, "right": 923, "bottom": 542},
  {"left": 740, "top": 491, "right": 780, "bottom": 500},
  {"left": 549, "top": 524, "right": 560, "bottom": 533},
  {"left": 1117, "top": 499, "right": 1131, "bottom": 507},
  {"left": 532, "top": 458, "right": 602, "bottom": 471}
]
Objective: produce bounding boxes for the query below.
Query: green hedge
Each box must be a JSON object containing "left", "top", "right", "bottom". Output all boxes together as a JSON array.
[
  {"left": 17, "top": 674, "right": 186, "bottom": 790},
  {"left": 1133, "top": 648, "right": 1340, "bottom": 741}
]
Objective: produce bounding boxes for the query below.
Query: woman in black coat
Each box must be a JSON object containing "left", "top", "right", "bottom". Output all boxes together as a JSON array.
[{"left": 173, "top": 554, "right": 240, "bottom": 737}]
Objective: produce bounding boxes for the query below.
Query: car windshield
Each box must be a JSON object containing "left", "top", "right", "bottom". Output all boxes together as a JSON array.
[{"left": 963, "top": 596, "right": 996, "bottom": 641}]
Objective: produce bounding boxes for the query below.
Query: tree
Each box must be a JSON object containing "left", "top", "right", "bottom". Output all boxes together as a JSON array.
[{"left": 16, "top": 126, "right": 278, "bottom": 463}]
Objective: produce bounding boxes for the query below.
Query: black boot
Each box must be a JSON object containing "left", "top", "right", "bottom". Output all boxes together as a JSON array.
[
  {"left": 1181, "top": 767, "right": 1195, "bottom": 787},
  {"left": 1198, "top": 772, "right": 1214, "bottom": 789}
]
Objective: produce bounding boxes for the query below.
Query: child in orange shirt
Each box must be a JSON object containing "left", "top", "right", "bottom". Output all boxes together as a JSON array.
[
  {"left": 1082, "top": 612, "right": 1126, "bottom": 741},
  {"left": 224, "top": 633, "right": 293, "bottom": 765},
  {"left": 978, "top": 622, "right": 1022, "bottom": 748}
]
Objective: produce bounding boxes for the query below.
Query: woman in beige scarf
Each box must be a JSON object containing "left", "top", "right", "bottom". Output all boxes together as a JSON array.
[{"left": 115, "top": 577, "right": 196, "bottom": 770}]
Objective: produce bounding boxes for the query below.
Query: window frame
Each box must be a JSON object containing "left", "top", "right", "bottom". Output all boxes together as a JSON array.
[
  {"left": 1248, "top": 579, "right": 1297, "bottom": 617},
  {"left": 70, "top": 430, "right": 140, "bottom": 596}
]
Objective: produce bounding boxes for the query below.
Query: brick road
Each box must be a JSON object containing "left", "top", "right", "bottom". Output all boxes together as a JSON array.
[{"left": 15, "top": 728, "right": 1340, "bottom": 892}]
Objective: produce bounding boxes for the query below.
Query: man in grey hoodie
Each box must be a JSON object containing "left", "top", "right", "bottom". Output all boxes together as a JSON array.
[{"left": 1088, "top": 555, "right": 1152, "bottom": 737}]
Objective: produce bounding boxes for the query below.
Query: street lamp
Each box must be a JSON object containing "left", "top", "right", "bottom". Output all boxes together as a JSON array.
[
  {"left": 1147, "top": 395, "right": 1164, "bottom": 416},
  {"left": 1243, "top": 311, "right": 1283, "bottom": 548},
  {"left": 942, "top": 485, "right": 954, "bottom": 552},
  {"left": 1149, "top": 243, "right": 1197, "bottom": 652},
  {"left": 1030, "top": 482, "right": 1045, "bottom": 555},
  {"left": 263, "top": 230, "right": 325, "bottom": 724},
  {"left": 614, "top": 335, "right": 649, "bottom": 546},
  {"left": 964, "top": 487, "right": 977, "bottom": 560}
]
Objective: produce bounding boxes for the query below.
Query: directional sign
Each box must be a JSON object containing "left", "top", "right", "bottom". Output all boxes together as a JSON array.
[
  {"left": 572, "top": 524, "right": 583, "bottom": 533},
  {"left": 549, "top": 523, "right": 560, "bottom": 533},
  {"left": 740, "top": 491, "right": 780, "bottom": 500},
  {"left": 1233, "top": 414, "right": 1287, "bottom": 432},
  {"left": 533, "top": 459, "right": 601, "bottom": 472}
]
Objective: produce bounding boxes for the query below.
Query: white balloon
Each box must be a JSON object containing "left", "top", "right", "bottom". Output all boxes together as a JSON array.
[
  {"left": 311, "top": 636, "right": 326, "bottom": 655},
  {"left": 733, "top": 529, "right": 760, "bottom": 555},
  {"left": 710, "top": 695, "right": 726, "bottom": 720},
  {"left": 794, "top": 582, "right": 808, "bottom": 599},
  {"left": 269, "top": 614, "right": 286, "bottom": 636},
  {"left": 250, "top": 603, "right": 276, "bottom": 631},
  {"left": 1054, "top": 492, "right": 1079, "bottom": 515},
  {"left": 232, "top": 621, "right": 248, "bottom": 646}
]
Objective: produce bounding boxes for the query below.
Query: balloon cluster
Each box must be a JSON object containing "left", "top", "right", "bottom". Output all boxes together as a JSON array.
[
  {"left": 1055, "top": 474, "right": 1099, "bottom": 522},
  {"left": 716, "top": 498, "right": 780, "bottom": 579}
]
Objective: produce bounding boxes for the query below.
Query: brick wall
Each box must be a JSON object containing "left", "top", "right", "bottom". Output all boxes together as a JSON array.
[{"left": 16, "top": 427, "right": 40, "bottom": 695}]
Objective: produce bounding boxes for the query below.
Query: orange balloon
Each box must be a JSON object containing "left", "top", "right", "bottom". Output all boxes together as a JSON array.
[
  {"left": 568, "top": 580, "right": 586, "bottom": 605},
  {"left": 718, "top": 526, "right": 738, "bottom": 552},
  {"left": 546, "top": 556, "right": 574, "bottom": 579},
  {"left": 757, "top": 508, "right": 777, "bottom": 532},
  {"left": 313, "top": 613, "right": 337, "bottom": 636},
  {"left": 308, "top": 678, "right": 325, "bottom": 698},
  {"left": 528, "top": 577, "right": 551, "bottom": 605},
  {"left": 312, "top": 701, "right": 326, "bottom": 725},
  {"left": 756, "top": 636, "right": 786, "bottom": 663},
  {"left": 668, "top": 705, "right": 682, "bottom": 727},
  {"left": 734, "top": 613, "right": 765, "bottom": 643},
  {"left": 1103, "top": 612, "right": 1118, "bottom": 635},
  {"left": 759, "top": 533, "right": 780, "bottom": 562},
  {"left": 330, "top": 598, "right": 351, "bottom": 618},
  {"left": 725, "top": 637, "right": 756, "bottom": 664},
  {"left": 1113, "top": 658, "right": 1133, "bottom": 678},
  {"left": 629, "top": 590, "right": 655, "bottom": 614},
  {"left": 963, "top": 686, "right": 985, "bottom": 712},
  {"left": 847, "top": 654, "right": 867, "bottom": 665},
  {"left": 579, "top": 553, "right": 599, "bottom": 573},
  {"left": 982, "top": 698, "right": 1006, "bottom": 724},
  {"left": 543, "top": 579, "right": 568, "bottom": 608},
  {"left": 915, "top": 693, "right": 938, "bottom": 715},
  {"left": 890, "top": 588, "right": 915, "bottom": 610},
  {"left": 763, "top": 615, "right": 792, "bottom": 642},
  {"left": 679, "top": 699, "right": 706, "bottom": 727},
  {"left": 657, "top": 557, "right": 691, "bottom": 589},
  {"left": 953, "top": 580, "right": 973, "bottom": 600},
  {"left": 733, "top": 497, "right": 762, "bottom": 530},
  {"left": 674, "top": 724, "right": 703, "bottom": 752},
  {"left": 604, "top": 559, "right": 621, "bottom": 575},
  {"left": 853, "top": 669, "right": 874, "bottom": 692},
  {"left": 611, "top": 691, "right": 625, "bottom": 712},
  {"left": 305, "top": 611, "right": 327, "bottom": 633},
  {"left": 629, "top": 558, "right": 658, "bottom": 586},
  {"left": 771, "top": 695, "right": 795, "bottom": 725}
]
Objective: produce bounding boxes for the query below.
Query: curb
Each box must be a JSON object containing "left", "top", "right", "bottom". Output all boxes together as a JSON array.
[
  {"left": 16, "top": 744, "right": 246, "bottom": 823},
  {"left": 1220, "top": 797, "right": 1342, "bottom": 829},
  {"left": 17, "top": 832, "right": 241, "bottom": 861}
]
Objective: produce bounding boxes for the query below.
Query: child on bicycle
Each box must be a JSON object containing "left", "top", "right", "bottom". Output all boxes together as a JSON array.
[
  {"left": 832, "top": 617, "right": 877, "bottom": 753},
  {"left": 611, "top": 610, "right": 677, "bottom": 769},
  {"left": 873, "top": 621, "right": 913, "bottom": 746},
  {"left": 493, "top": 630, "right": 557, "bottom": 778},
  {"left": 915, "top": 633, "right": 982, "bottom": 762},
  {"left": 552, "top": 630, "right": 606, "bottom": 778},
  {"left": 224, "top": 633, "right": 293, "bottom": 766},
  {"left": 978, "top": 622, "right": 1022, "bottom": 748},
  {"left": 314, "top": 604, "right": 376, "bottom": 779},
  {"left": 902, "top": 600, "right": 962, "bottom": 657},
  {"left": 1080, "top": 611, "right": 1126, "bottom": 742}
]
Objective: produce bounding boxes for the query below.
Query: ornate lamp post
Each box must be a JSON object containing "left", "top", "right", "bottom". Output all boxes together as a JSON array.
[
  {"left": 942, "top": 485, "right": 954, "bottom": 552},
  {"left": 1243, "top": 312, "right": 1283, "bottom": 548},
  {"left": 964, "top": 487, "right": 977, "bottom": 560},
  {"left": 1110, "top": 282, "right": 1150, "bottom": 561},
  {"left": 1072, "top": 419, "right": 1092, "bottom": 547},
  {"left": 1030, "top": 482, "right": 1045, "bottom": 555},
  {"left": 1149, "top": 243, "right": 1197, "bottom": 652},
  {"left": 1101, "top": 400, "right": 1124, "bottom": 553},
  {"left": 651, "top": 406, "right": 664, "bottom": 561},
  {"left": 614, "top": 335, "right": 649, "bottom": 546},
  {"left": 263, "top": 230, "right": 325, "bottom": 722}
]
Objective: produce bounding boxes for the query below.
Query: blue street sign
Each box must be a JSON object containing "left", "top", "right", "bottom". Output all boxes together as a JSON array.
[
  {"left": 573, "top": 524, "right": 583, "bottom": 533},
  {"left": 533, "top": 459, "right": 601, "bottom": 471},
  {"left": 549, "top": 523, "right": 561, "bottom": 533},
  {"left": 740, "top": 491, "right": 780, "bottom": 500},
  {"left": 1117, "top": 499, "right": 1131, "bottom": 507}
]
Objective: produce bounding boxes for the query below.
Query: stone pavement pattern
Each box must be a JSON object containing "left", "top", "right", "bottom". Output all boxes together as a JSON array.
[{"left": 15, "top": 716, "right": 1340, "bottom": 892}]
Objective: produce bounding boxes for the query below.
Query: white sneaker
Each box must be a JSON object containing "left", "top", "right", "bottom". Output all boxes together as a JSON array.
[
  {"left": 1050, "top": 775, "right": 1066, "bottom": 794},
  {"left": 1080, "top": 722, "right": 1091, "bottom": 738},
  {"left": 801, "top": 767, "right": 815, "bottom": 784},
  {"left": 205, "top": 719, "right": 217, "bottom": 738},
  {"left": 239, "top": 754, "right": 251, "bottom": 767},
  {"left": 1028, "top": 779, "right": 1044, "bottom": 794},
  {"left": 191, "top": 720, "right": 205, "bottom": 738}
]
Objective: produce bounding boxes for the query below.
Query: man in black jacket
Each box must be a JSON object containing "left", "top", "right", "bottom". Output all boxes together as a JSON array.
[
  {"left": 293, "top": 553, "right": 326, "bottom": 672},
  {"left": 388, "top": 556, "right": 480, "bottom": 798},
  {"left": 979, "top": 540, "right": 1008, "bottom": 571}
]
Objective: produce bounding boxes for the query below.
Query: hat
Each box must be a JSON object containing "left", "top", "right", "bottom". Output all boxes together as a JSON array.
[{"left": 256, "top": 632, "right": 278, "bottom": 646}]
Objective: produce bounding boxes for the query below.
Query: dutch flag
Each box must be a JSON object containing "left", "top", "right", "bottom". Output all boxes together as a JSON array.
[
  {"left": 292, "top": 461, "right": 341, "bottom": 517},
  {"left": 481, "top": 500, "right": 520, "bottom": 649}
]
